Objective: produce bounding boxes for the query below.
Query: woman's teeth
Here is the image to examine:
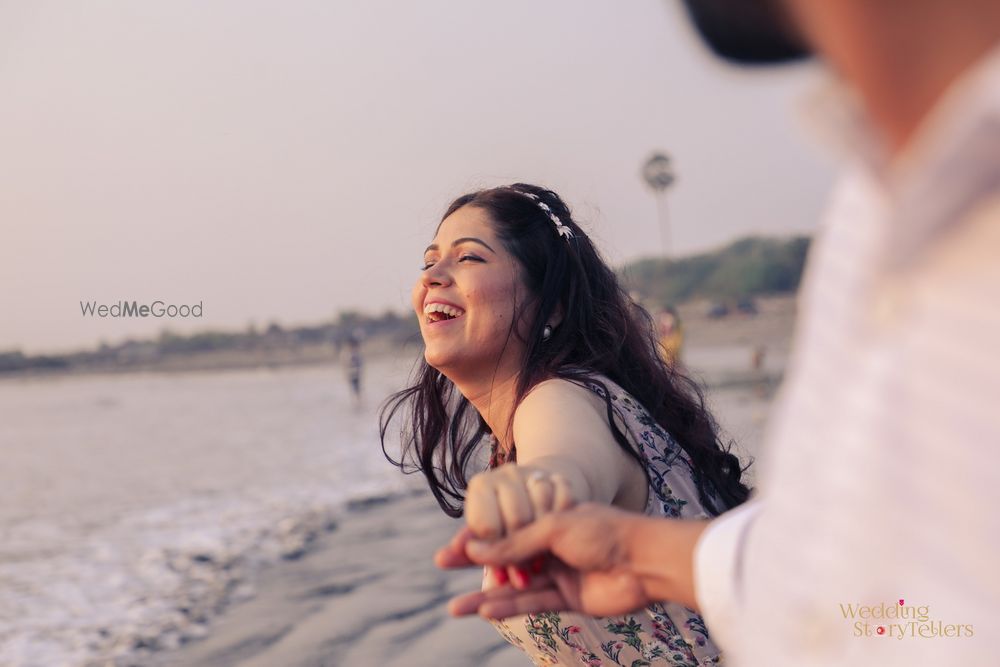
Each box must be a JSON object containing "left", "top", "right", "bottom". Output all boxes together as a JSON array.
[{"left": 423, "top": 303, "right": 466, "bottom": 323}]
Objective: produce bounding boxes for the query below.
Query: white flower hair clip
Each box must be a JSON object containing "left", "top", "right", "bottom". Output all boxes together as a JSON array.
[{"left": 504, "top": 187, "right": 575, "bottom": 241}]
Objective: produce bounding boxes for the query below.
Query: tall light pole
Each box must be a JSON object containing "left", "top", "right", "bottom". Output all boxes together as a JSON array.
[{"left": 642, "top": 152, "right": 676, "bottom": 257}]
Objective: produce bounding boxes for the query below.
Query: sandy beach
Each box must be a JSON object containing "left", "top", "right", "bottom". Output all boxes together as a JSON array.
[{"left": 144, "top": 488, "right": 529, "bottom": 667}]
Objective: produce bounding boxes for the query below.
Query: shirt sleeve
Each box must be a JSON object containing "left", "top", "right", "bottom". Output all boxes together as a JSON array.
[{"left": 692, "top": 499, "right": 762, "bottom": 651}]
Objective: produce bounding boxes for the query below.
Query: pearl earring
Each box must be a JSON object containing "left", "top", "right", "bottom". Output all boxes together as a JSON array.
[{"left": 542, "top": 324, "right": 553, "bottom": 341}]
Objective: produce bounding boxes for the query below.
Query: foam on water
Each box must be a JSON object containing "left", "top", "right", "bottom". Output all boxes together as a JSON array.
[
  {"left": 0, "top": 356, "right": 419, "bottom": 667},
  {"left": 0, "top": 476, "right": 411, "bottom": 666}
]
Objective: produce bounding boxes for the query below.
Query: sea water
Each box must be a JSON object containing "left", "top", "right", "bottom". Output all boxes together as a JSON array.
[{"left": 0, "top": 355, "right": 419, "bottom": 666}]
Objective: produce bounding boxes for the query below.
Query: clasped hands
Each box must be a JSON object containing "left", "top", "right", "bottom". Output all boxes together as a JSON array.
[{"left": 434, "top": 462, "right": 657, "bottom": 619}]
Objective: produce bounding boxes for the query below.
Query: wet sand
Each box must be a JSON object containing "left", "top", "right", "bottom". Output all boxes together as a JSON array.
[{"left": 147, "top": 489, "right": 529, "bottom": 667}]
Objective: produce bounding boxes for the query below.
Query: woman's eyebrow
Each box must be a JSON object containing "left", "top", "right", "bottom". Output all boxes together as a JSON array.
[{"left": 423, "top": 237, "right": 496, "bottom": 255}]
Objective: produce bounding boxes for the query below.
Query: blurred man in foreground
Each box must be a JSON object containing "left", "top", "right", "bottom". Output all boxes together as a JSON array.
[{"left": 438, "top": 0, "right": 1000, "bottom": 664}]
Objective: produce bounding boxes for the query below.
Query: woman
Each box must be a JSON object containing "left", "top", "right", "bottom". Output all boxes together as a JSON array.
[{"left": 380, "top": 183, "right": 750, "bottom": 666}]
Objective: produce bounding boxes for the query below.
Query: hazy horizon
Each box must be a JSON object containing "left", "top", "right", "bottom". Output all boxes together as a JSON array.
[{"left": 2, "top": 0, "right": 836, "bottom": 355}]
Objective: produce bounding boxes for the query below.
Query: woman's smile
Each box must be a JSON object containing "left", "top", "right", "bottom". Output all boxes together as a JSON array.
[{"left": 423, "top": 301, "right": 467, "bottom": 326}]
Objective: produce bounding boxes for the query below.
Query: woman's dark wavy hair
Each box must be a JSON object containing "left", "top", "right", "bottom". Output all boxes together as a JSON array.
[{"left": 379, "top": 183, "right": 751, "bottom": 518}]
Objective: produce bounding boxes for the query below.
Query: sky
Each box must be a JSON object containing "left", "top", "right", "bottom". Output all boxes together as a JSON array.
[{"left": 0, "top": 0, "right": 837, "bottom": 355}]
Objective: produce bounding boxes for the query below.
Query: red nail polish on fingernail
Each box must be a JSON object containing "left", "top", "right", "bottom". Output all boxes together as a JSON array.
[
  {"left": 514, "top": 567, "right": 531, "bottom": 588},
  {"left": 495, "top": 568, "right": 508, "bottom": 585}
]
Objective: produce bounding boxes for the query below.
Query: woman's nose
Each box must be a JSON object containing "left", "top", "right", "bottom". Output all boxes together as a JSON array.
[{"left": 421, "top": 261, "right": 452, "bottom": 288}]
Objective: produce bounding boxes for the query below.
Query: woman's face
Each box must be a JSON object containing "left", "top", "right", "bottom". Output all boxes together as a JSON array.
[{"left": 411, "top": 205, "right": 532, "bottom": 376}]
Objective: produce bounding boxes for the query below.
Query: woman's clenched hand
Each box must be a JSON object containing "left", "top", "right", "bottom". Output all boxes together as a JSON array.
[
  {"left": 465, "top": 463, "right": 578, "bottom": 540},
  {"left": 464, "top": 462, "right": 580, "bottom": 588}
]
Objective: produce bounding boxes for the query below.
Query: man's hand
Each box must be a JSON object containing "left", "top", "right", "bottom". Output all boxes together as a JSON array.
[{"left": 435, "top": 503, "right": 707, "bottom": 619}]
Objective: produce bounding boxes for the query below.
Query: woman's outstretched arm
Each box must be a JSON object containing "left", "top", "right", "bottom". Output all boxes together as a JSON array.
[{"left": 464, "top": 378, "right": 647, "bottom": 544}]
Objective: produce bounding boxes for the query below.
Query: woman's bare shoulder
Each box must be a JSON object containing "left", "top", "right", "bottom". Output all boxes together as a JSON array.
[
  {"left": 513, "top": 374, "right": 646, "bottom": 508},
  {"left": 514, "top": 375, "right": 616, "bottom": 451},
  {"left": 518, "top": 375, "right": 609, "bottom": 422}
]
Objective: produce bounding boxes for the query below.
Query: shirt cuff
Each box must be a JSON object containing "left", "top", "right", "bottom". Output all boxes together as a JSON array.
[{"left": 693, "top": 500, "right": 762, "bottom": 651}]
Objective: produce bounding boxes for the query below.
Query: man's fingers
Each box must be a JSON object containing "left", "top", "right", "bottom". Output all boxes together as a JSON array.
[
  {"left": 465, "top": 514, "right": 559, "bottom": 565},
  {"left": 479, "top": 588, "right": 568, "bottom": 619},
  {"left": 447, "top": 582, "right": 568, "bottom": 619},
  {"left": 434, "top": 526, "right": 476, "bottom": 568},
  {"left": 448, "top": 590, "right": 490, "bottom": 616},
  {"left": 447, "top": 581, "right": 531, "bottom": 616}
]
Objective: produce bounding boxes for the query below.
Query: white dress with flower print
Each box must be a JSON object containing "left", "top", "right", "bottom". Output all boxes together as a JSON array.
[{"left": 485, "top": 372, "right": 727, "bottom": 666}]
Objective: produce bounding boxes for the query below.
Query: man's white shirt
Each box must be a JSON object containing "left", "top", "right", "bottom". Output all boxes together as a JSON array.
[{"left": 694, "top": 44, "right": 1000, "bottom": 666}]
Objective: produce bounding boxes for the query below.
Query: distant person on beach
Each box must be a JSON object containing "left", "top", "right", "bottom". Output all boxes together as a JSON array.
[
  {"left": 346, "top": 338, "right": 363, "bottom": 404},
  {"left": 656, "top": 306, "right": 684, "bottom": 366},
  {"left": 380, "top": 183, "right": 751, "bottom": 664},
  {"left": 437, "top": 0, "right": 1000, "bottom": 665}
]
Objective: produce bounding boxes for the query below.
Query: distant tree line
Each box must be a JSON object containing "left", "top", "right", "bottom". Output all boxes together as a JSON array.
[
  {"left": 0, "top": 351, "right": 70, "bottom": 373},
  {"left": 0, "top": 309, "right": 421, "bottom": 374},
  {"left": 620, "top": 235, "right": 811, "bottom": 307}
]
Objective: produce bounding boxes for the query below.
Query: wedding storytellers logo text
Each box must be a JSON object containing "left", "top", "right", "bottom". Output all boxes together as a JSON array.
[
  {"left": 839, "top": 598, "right": 974, "bottom": 640},
  {"left": 80, "top": 300, "right": 204, "bottom": 318}
]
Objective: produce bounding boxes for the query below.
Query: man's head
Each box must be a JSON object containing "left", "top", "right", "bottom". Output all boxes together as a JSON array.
[
  {"left": 681, "top": 0, "right": 1000, "bottom": 152},
  {"left": 679, "top": 0, "right": 811, "bottom": 65}
]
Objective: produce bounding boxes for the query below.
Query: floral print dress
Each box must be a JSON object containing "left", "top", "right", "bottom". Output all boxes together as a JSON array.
[{"left": 485, "top": 372, "right": 726, "bottom": 666}]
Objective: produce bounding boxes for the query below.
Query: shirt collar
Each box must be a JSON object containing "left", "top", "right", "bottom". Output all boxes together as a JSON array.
[
  {"left": 796, "top": 73, "right": 889, "bottom": 182},
  {"left": 798, "top": 42, "right": 1000, "bottom": 270}
]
